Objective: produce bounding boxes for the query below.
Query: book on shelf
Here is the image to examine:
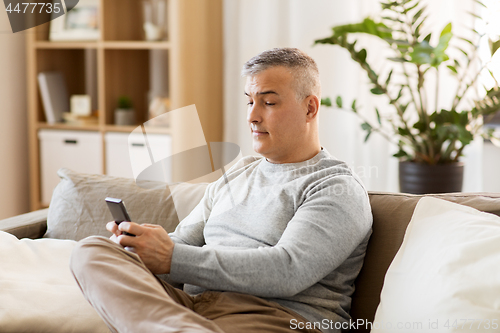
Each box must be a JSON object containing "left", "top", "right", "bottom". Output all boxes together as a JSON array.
[{"left": 37, "top": 72, "right": 70, "bottom": 124}]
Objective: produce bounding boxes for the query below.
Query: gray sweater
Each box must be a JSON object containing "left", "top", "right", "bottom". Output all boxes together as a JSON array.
[{"left": 168, "top": 149, "right": 373, "bottom": 332}]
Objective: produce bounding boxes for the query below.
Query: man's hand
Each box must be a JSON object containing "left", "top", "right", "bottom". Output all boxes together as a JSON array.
[{"left": 106, "top": 221, "right": 174, "bottom": 274}]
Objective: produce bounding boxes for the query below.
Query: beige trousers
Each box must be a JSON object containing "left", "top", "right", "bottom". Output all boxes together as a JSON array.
[{"left": 70, "top": 236, "right": 322, "bottom": 333}]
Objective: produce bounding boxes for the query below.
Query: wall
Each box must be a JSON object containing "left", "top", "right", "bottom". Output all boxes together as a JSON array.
[{"left": 0, "top": 10, "right": 29, "bottom": 218}]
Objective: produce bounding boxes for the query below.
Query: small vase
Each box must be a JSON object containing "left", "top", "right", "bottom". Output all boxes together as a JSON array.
[{"left": 114, "top": 109, "right": 135, "bottom": 126}]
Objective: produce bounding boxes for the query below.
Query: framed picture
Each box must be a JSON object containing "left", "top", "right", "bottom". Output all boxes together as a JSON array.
[{"left": 49, "top": 0, "right": 100, "bottom": 41}]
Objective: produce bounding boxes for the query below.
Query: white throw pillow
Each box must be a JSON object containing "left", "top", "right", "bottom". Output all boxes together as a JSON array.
[
  {"left": 0, "top": 231, "right": 110, "bottom": 333},
  {"left": 372, "top": 197, "right": 500, "bottom": 332}
]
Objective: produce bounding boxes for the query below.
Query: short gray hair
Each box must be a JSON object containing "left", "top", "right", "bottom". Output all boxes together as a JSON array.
[{"left": 242, "top": 48, "right": 321, "bottom": 100}]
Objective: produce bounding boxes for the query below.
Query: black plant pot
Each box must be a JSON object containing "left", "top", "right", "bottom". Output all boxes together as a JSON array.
[{"left": 399, "top": 161, "right": 464, "bottom": 194}]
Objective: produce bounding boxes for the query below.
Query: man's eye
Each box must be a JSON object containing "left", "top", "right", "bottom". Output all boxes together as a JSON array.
[
  {"left": 265, "top": 102, "right": 275, "bottom": 106},
  {"left": 247, "top": 101, "right": 253, "bottom": 106}
]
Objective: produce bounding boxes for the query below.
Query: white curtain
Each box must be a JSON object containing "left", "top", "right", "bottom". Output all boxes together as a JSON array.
[{"left": 223, "top": 0, "right": 482, "bottom": 192}]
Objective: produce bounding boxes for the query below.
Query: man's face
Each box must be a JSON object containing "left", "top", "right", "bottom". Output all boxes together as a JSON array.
[{"left": 244, "top": 66, "right": 310, "bottom": 163}]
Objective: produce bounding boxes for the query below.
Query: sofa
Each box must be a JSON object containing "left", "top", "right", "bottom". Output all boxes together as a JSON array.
[{"left": 2, "top": 168, "right": 500, "bottom": 332}]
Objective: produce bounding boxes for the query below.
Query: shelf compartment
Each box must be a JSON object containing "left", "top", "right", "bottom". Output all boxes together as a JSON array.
[
  {"left": 36, "top": 48, "right": 98, "bottom": 123},
  {"left": 103, "top": 0, "right": 144, "bottom": 41},
  {"left": 104, "top": 49, "right": 150, "bottom": 126}
]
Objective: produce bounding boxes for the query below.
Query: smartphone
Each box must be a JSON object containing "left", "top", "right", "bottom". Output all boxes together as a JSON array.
[{"left": 105, "top": 197, "right": 136, "bottom": 236}]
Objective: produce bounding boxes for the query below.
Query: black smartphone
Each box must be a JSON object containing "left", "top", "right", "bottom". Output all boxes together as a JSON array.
[{"left": 105, "top": 197, "right": 136, "bottom": 236}]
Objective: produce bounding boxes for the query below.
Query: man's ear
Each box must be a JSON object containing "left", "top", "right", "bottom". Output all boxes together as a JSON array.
[{"left": 306, "top": 95, "right": 320, "bottom": 121}]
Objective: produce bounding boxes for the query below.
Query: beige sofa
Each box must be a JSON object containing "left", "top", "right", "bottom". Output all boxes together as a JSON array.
[{"left": 2, "top": 168, "right": 500, "bottom": 332}]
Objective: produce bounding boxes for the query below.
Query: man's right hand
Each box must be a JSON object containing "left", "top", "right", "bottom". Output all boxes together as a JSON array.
[{"left": 106, "top": 221, "right": 174, "bottom": 275}]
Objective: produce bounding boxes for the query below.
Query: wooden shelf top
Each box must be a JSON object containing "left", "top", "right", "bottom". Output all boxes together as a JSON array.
[
  {"left": 105, "top": 125, "right": 172, "bottom": 135},
  {"left": 36, "top": 123, "right": 171, "bottom": 135},
  {"left": 34, "top": 41, "right": 171, "bottom": 50},
  {"left": 37, "top": 122, "right": 100, "bottom": 131},
  {"left": 103, "top": 41, "right": 171, "bottom": 50},
  {"left": 34, "top": 41, "right": 99, "bottom": 49}
]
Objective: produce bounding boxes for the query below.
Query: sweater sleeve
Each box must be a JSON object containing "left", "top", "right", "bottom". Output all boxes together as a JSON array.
[
  {"left": 169, "top": 176, "right": 373, "bottom": 298},
  {"left": 168, "top": 183, "right": 214, "bottom": 247}
]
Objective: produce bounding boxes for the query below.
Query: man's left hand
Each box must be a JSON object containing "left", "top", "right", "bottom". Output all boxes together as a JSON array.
[{"left": 109, "top": 221, "right": 174, "bottom": 275}]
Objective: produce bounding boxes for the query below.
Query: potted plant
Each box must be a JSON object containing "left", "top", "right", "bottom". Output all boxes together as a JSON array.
[
  {"left": 315, "top": 0, "right": 500, "bottom": 194},
  {"left": 114, "top": 96, "right": 136, "bottom": 126}
]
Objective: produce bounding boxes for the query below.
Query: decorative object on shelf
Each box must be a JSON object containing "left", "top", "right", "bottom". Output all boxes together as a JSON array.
[
  {"left": 49, "top": 0, "right": 100, "bottom": 41},
  {"left": 70, "top": 95, "right": 91, "bottom": 116},
  {"left": 146, "top": 97, "right": 171, "bottom": 127},
  {"left": 315, "top": 0, "right": 500, "bottom": 194},
  {"left": 37, "top": 71, "right": 69, "bottom": 124},
  {"left": 114, "top": 96, "right": 135, "bottom": 126},
  {"left": 62, "top": 112, "right": 98, "bottom": 126},
  {"left": 142, "top": 0, "right": 167, "bottom": 41}
]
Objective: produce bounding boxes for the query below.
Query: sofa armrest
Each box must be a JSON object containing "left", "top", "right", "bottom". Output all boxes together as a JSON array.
[{"left": 0, "top": 209, "right": 48, "bottom": 239}]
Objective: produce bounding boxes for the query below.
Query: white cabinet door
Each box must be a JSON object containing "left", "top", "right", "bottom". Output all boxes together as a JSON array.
[
  {"left": 105, "top": 132, "right": 172, "bottom": 182},
  {"left": 38, "top": 129, "right": 103, "bottom": 206}
]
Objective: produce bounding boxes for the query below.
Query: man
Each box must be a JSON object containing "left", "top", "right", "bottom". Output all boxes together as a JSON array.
[{"left": 70, "top": 48, "right": 372, "bottom": 333}]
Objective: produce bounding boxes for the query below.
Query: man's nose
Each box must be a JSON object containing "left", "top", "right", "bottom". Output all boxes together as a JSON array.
[{"left": 247, "top": 103, "right": 262, "bottom": 123}]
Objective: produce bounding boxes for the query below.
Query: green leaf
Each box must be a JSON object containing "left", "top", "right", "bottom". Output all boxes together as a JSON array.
[
  {"left": 385, "top": 69, "right": 393, "bottom": 86},
  {"left": 474, "top": 0, "right": 487, "bottom": 8},
  {"left": 393, "top": 149, "right": 409, "bottom": 158},
  {"left": 447, "top": 65, "right": 458, "bottom": 74},
  {"left": 336, "top": 96, "right": 343, "bottom": 108},
  {"left": 401, "top": 102, "right": 410, "bottom": 114},
  {"left": 423, "top": 33, "right": 432, "bottom": 43},
  {"left": 358, "top": 49, "right": 367, "bottom": 63},
  {"left": 403, "top": 1, "right": 419, "bottom": 13},
  {"left": 412, "top": 7, "right": 426, "bottom": 26},
  {"left": 398, "top": 127, "right": 411, "bottom": 136},
  {"left": 351, "top": 99, "right": 358, "bottom": 112},
  {"left": 388, "top": 57, "right": 408, "bottom": 63},
  {"left": 467, "top": 11, "right": 482, "bottom": 20},
  {"left": 413, "top": 120, "right": 426, "bottom": 132},
  {"left": 440, "top": 22, "right": 452, "bottom": 37},
  {"left": 409, "top": 40, "right": 434, "bottom": 65},
  {"left": 331, "top": 18, "right": 393, "bottom": 41},
  {"left": 414, "top": 15, "right": 428, "bottom": 37},
  {"left": 458, "top": 36, "right": 475, "bottom": 46},
  {"left": 384, "top": 39, "right": 411, "bottom": 46},
  {"left": 382, "top": 16, "right": 404, "bottom": 24},
  {"left": 321, "top": 97, "right": 332, "bottom": 107},
  {"left": 361, "top": 122, "right": 372, "bottom": 131},
  {"left": 375, "top": 107, "right": 382, "bottom": 124},
  {"left": 457, "top": 47, "right": 469, "bottom": 58},
  {"left": 396, "top": 87, "right": 404, "bottom": 100},
  {"left": 431, "top": 23, "right": 452, "bottom": 66},
  {"left": 491, "top": 39, "right": 500, "bottom": 57},
  {"left": 364, "top": 131, "right": 372, "bottom": 142},
  {"left": 370, "top": 87, "right": 385, "bottom": 95}
]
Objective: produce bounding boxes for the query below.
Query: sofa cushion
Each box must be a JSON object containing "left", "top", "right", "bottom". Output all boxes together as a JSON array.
[
  {"left": 0, "top": 231, "right": 109, "bottom": 333},
  {"left": 350, "top": 192, "right": 500, "bottom": 331},
  {"left": 46, "top": 168, "right": 207, "bottom": 240},
  {"left": 372, "top": 197, "right": 500, "bottom": 331}
]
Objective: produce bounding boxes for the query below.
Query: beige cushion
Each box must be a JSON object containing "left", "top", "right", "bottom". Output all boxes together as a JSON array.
[
  {"left": 372, "top": 197, "right": 500, "bottom": 331},
  {"left": 350, "top": 192, "right": 500, "bottom": 331},
  {"left": 46, "top": 168, "right": 207, "bottom": 240},
  {"left": 0, "top": 231, "right": 109, "bottom": 333}
]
